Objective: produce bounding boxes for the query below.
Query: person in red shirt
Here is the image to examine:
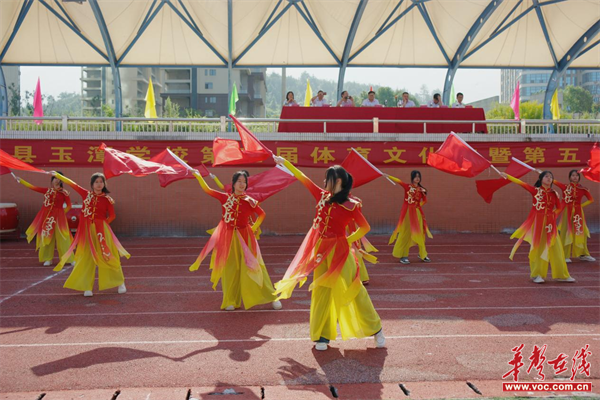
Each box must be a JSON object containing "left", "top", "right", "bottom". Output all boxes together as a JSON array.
[
  {"left": 52, "top": 172, "right": 130, "bottom": 297},
  {"left": 552, "top": 170, "right": 595, "bottom": 263},
  {"left": 387, "top": 171, "right": 432, "bottom": 264},
  {"left": 13, "top": 172, "right": 74, "bottom": 267},
  {"left": 273, "top": 156, "right": 384, "bottom": 351},
  {"left": 501, "top": 171, "right": 575, "bottom": 284},
  {"left": 189, "top": 170, "right": 282, "bottom": 311}
]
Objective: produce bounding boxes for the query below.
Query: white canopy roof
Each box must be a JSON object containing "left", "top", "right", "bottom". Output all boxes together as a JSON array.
[{"left": 1, "top": 0, "right": 598, "bottom": 69}]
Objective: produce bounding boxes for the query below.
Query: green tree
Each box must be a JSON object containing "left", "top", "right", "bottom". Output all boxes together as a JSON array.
[
  {"left": 163, "top": 97, "right": 181, "bottom": 118},
  {"left": 375, "top": 86, "right": 395, "bottom": 107},
  {"left": 520, "top": 101, "right": 543, "bottom": 119},
  {"left": 184, "top": 108, "right": 203, "bottom": 118},
  {"left": 563, "top": 85, "right": 593, "bottom": 113},
  {"left": 486, "top": 103, "right": 514, "bottom": 119},
  {"left": 101, "top": 104, "right": 115, "bottom": 117},
  {"left": 8, "top": 83, "right": 21, "bottom": 116}
]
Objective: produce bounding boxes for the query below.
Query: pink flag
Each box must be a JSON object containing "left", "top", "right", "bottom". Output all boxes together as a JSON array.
[
  {"left": 510, "top": 82, "right": 520, "bottom": 120},
  {"left": 33, "top": 77, "right": 44, "bottom": 125}
]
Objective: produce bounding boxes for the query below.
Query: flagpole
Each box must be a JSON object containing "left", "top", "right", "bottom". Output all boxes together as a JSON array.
[
  {"left": 510, "top": 157, "right": 536, "bottom": 171},
  {"left": 167, "top": 148, "right": 194, "bottom": 172}
]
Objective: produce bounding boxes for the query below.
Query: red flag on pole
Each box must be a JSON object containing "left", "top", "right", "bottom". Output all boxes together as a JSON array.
[
  {"left": 341, "top": 148, "right": 383, "bottom": 188},
  {"left": 223, "top": 165, "right": 297, "bottom": 202},
  {"left": 426, "top": 132, "right": 491, "bottom": 177},
  {"left": 476, "top": 158, "right": 534, "bottom": 203},
  {"left": 212, "top": 115, "right": 272, "bottom": 166},
  {"left": 100, "top": 143, "right": 178, "bottom": 179},
  {"left": 580, "top": 142, "right": 599, "bottom": 183},
  {"left": 0, "top": 149, "right": 47, "bottom": 174},
  {"left": 150, "top": 148, "right": 210, "bottom": 187}
]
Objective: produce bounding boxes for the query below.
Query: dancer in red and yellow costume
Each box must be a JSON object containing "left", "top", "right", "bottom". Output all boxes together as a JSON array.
[
  {"left": 189, "top": 170, "right": 281, "bottom": 311},
  {"left": 273, "top": 156, "right": 384, "bottom": 351},
  {"left": 52, "top": 172, "right": 130, "bottom": 296},
  {"left": 502, "top": 171, "right": 575, "bottom": 284},
  {"left": 552, "top": 170, "right": 595, "bottom": 263},
  {"left": 387, "top": 171, "right": 432, "bottom": 264},
  {"left": 13, "top": 173, "right": 75, "bottom": 267}
]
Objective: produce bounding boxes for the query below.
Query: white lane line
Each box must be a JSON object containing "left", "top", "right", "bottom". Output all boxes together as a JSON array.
[
  {"left": 6, "top": 286, "right": 600, "bottom": 297},
  {"left": 0, "top": 268, "right": 68, "bottom": 305},
  {"left": 2, "top": 305, "right": 598, "bottom": 319},
  {"left": 2, "top": 271, "right": 599, "bottom": 283},
  {"left": 1, "top": 333, "right": 598, "bottom": 348}
]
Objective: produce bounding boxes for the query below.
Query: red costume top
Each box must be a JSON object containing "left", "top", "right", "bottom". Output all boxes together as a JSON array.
[
  {"left": 19, "top": 179, "right": 72, "bottom": 246},
  {"left": 274, "top": 160, "right": 370, "bottom": 300}
]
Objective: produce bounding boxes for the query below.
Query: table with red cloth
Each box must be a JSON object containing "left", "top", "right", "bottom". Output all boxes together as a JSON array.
[{"left": 277, "top": 107, "right": 488, "bottom": 133}]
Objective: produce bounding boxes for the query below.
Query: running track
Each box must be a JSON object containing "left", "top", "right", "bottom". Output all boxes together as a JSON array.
[{"left": 1, "top": 234, "right": 598, "bottom": 399}]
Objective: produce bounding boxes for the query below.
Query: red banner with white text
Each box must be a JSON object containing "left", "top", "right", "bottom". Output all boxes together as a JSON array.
[{"left": 0, "top": 140, "right": 593, "bottom": 169}]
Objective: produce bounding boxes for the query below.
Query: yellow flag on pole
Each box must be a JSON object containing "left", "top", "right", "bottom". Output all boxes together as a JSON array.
[
  {"left": 145, "top": 77, "right": 158, "bottom": 119},
  {"left": 550, "top": 89, "right": 560, "bottom": 120},
  {"left": 304, "top": 79, "right": 312, "bottom": 107}
]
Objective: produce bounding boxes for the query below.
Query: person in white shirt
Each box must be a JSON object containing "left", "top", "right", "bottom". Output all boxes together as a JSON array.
[
  {"left": 336, "top": 91, "right": 355, "bottom": 107},
  {"left": 452, "top": 92, "right": 466, "bottom": 108},
  {"left": 397, "top": 92, "right": 416, "bottom": 108},
  {"left": 427, "top": 93, "right": 442, "bottom": 108},
  {"left": 361, "top": 91, "right": 380, "bottom": 107},
  {"left": 284, "top": 91, "right": 298, "bottom": 107},
  {"left": 311, "top": 90, "right": 328, "bottom": 107}
]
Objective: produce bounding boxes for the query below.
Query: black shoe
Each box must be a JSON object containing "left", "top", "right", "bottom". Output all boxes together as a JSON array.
[
  {"left": 420, "top": 257, "right": 431, "bottom": 263},
  {"left": 399, "top": 257, "right": 410, "bottom": 264}
]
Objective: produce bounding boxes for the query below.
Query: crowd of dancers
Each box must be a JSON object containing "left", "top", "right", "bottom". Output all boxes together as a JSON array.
[{"left": 11, "top": 155, "right": 595, "bottom": 351}]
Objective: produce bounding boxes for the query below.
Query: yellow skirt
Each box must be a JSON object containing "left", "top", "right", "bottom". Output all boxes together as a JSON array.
[
  {"left": 310, "top": 249, "right": 381, "bottom": 342},
  {"left": 216, "top": 235, "right": 277, "bottom": 310},
  {"left": 392, "top": 209, "right": 429, "bottom": 259},
  {"left": 63, "top": 222, "right": 127, "bottom": 292}
]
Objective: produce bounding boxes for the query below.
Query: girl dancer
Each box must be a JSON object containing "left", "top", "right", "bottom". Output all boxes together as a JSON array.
[
  {"left": 502, "top": 171, "right": 575, "bottom": 284},
  {"left": 189, "top": 170, "right": 282, "bottom": 311},
  {"left": 13, "top": 173, "right": 74, "bottom": 266},
  {"left": 273, "top": 156, "right": 384, "bottom": 351},
  {"left": 552, "top": 170, "right": 595, "bottom": 263},
  {"left": 387, "top": 171, "right": 432, "bottom": 264},
  {"left": 52, "top": 172, "right": 130, "bottom": 296}
]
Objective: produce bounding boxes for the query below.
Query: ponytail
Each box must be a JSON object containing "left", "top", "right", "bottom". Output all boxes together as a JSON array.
[{"left": 325, "top": 166, "right": 353, "bottom": 204}]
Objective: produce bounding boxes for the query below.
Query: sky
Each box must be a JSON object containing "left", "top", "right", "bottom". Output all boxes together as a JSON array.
[{"left": 19, "top": 66, "right": 501, "bottom": 103}]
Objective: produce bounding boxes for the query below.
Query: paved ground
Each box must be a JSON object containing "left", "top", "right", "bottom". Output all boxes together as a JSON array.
[{"left": 1, "top": 234, "right": 598, "bottom": 399}]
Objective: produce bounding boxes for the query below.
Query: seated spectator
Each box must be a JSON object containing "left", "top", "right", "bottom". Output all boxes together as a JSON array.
[
  {"left": 311, "top": 90, "right": 328, "bottom": 107},
  {"left": 336, "top": 91, "right": 355, "bottom": 107},
  {"left": 283, "top": 91, "right": 297, "bottom": 107},
  {"left": 428, "top": 93, "right": 443, "bottom": 108},
  {"left": 361, "top": 91, "right": 380, "bottom": 107},
  {"left": 452, "top": 92, "right": 466, "bottom": 108},
  {"left": 397, "top": 92, "right": 416, "bottom": 108}
]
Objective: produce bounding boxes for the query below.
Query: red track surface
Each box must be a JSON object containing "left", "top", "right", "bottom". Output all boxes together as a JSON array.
[{"left": 1, "top": 234, "right": 599, "bottom": 399}]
